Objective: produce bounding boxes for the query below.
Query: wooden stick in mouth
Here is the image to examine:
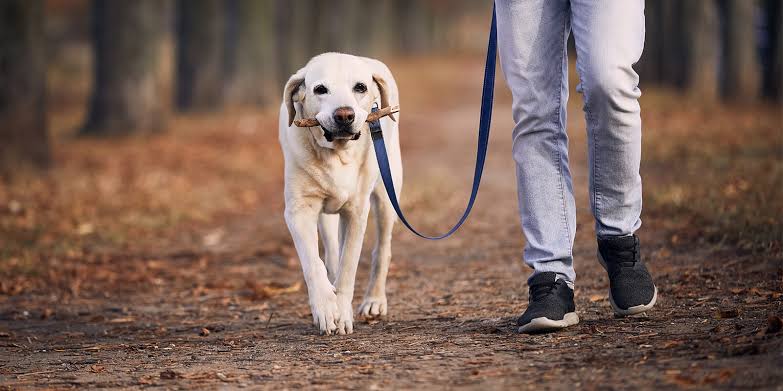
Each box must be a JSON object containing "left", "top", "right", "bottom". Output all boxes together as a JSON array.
[{"left": 293, "top": 105, "right": 400, "bottom": 128}]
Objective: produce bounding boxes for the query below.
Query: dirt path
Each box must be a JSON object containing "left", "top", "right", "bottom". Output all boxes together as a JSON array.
[{"left": 1, "top": 56, "right": 781, "bottom": 390}]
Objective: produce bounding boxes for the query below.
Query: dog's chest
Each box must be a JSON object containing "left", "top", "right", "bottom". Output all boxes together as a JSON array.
[{"left": 318, "top": 160, "right": 364, "bottom": 214}]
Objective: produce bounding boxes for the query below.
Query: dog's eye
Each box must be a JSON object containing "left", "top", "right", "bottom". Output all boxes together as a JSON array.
[
  {"left": 353, "top": 83, "right": 367, "bottom": 93},
  {"left": 313, "top": 85, "right": 329, "bottom": 95}
]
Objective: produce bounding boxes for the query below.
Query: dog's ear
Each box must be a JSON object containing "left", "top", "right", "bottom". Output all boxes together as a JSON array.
[
  {"left": 372, "top": 73, "right": 396, "bottom": 122},
  {"left": 284, "top": 68, "right": 306, "bottom": 127}
]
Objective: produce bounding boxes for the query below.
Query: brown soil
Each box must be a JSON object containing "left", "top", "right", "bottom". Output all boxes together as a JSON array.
[{"left": 1, "top": 56, "right": 781, "bottom": 390}]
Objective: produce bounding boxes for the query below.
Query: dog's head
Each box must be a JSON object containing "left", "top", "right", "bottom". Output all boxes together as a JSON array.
[{"left": 284, "top": 53, "right": 394, "bottom": 142}]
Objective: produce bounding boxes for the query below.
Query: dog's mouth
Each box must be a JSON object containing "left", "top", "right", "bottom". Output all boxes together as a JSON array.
[{"left": 321, "top": 126, "right": 360, "bottom": 142}]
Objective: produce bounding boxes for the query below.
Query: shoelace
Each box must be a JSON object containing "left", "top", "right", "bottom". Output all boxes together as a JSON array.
[
  {"left": 529, "top": 282, "right": 556, "bottom": 301},
  {"left": 603, "top": 242, "right": 641, "bottom": 279},
  {"left": 613, "top": 248, "right": 638, "bottom": 268}
]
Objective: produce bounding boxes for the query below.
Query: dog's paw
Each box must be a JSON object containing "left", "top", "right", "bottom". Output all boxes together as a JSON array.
[
  {"left": 335, "top": 293, "right": 354, "bottom": 335},
  {"left": 358, "top": 295, "right": 387, "bottom": 318},
  {"left": 308, "top": 279, "right": 341, "bottom": 335}
]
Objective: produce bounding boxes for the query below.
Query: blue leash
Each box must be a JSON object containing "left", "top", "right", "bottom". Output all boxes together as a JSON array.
[{"left": 369, "top": 3, "right": 497, "bottom": 240}]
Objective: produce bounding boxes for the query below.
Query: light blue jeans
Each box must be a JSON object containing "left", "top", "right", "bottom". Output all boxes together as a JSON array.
[{"left": 496, "top": 0, "right": 645, "bottom": 284}]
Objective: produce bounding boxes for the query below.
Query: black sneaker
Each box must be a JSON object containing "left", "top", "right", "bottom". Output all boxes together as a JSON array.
[
  {"left": 597, "top": 234, "right": 657, "bottom": 316},
  {"left": 517, "top": 272, "right": 579, "bottom": 333}
]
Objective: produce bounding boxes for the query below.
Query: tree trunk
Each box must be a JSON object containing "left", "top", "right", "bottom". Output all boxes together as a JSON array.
[
  {"left": 718, "top": 0, "right": 760, "bottom": 101},
  {"left": 319, "top": 0, "right": 361, "bottom": 54},
  {"left": 637, "top": 0, "right": 665, "bottom": 84},
  {"left": 428, "top": 0, "right": 453, "bottom": 52},
  {"left": 639, "top": 1, "right": 721, "bottom": 96},
  {"left": 761, "top": 0, "right": 782, "bottom": 101},
  {"left": 397, "top": 0, "right": 429, "bottom": 54},
  {"left": 224, "top": 0, "right": 275, "bottom": 106},
  {"left": 275, "top": 0, "right": 302, "bottom": 88},
  {"left": 176, "top": 0, "right": 225, "bottom": 111},
  {"left": 83, "top": 0, "right": 167, "bottom": 135},
  {"left": 776, "top": 0, "right": 783, "bottom": 101},
  {"left": 681, "top": 0, "right": 719, "bottom": 97},
  {"left": 273, "top": 0, "right": 292, "bottom": 89},
  {"left": 0, "top": 0, "right": 49, "bottom": 175},
  {"left": 658, "top": 0, "right": 687, "bottom": 88},
  {"left": 364, "top": 0, "right": 395, "bottom": 58},
  {"left": 350, "top": 0, "right": 372, "bottom": 55},
  {"left": 274, "top": 0, "right": 321, "bottom": 90}
]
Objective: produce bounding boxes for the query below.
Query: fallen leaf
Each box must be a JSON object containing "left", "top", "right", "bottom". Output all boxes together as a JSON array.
[
  {"left": 246, "top": 280, "right": 302, "bottom": 300},
  {"left": 41, "top": 308, "right": 54, "bottom": 319},
  {"left": 108, "top": 317, "right": 135, "bottom": 323},
  {"left": 200, "top": 328, "right": 210, "bottom": 337},
  {"left": 694, "top": 368, "right": 737, "bottom": 385},
  {"left": 202, "top": 228, "right": 225, "bottom": 247},
  {"left": 77, "top": 222, "right": 94, "bottom": 236},
  {"left": 749, "top": 287, "right": 780, "bottom": 298},
  {"left": 662, "top": 340, "right": 684, "bottom": 349},
  {"left": 8, "top": 200, "right": 22, "bottom": 214},
  {"left": 90, "top": 364, "right": 105, "bottom": 373},
  {"left": 715, "top": 368, "right": 736, "bottom": 383},
  {"left": 589, "top": 294, "right": 605, "bottom": 303},
  {"left": 160, "top": 369, "right": 180, "bottom": 380},
  {"left": 669, "top": 374, "right": 698, "bottom": 387},
  {"left": 243, "top": 303, "right": 270, "bottom": 312}
]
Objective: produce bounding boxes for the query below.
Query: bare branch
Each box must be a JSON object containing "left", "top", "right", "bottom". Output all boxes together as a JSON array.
[{"left": 293, "top": 105, "right": 400, "bottom": 128}]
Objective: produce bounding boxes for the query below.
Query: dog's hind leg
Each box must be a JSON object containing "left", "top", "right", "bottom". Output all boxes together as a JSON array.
[
  {"left": 318, "top": 213, "right": 341, "bottom": 284},
  {"left": 358, "top": 189, "right": 397, "bottom": 318}
]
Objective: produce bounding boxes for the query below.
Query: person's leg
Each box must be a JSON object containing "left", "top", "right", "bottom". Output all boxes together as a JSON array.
[
  {"left": 497, "top": 0, "right": 579, "bottom": 333},
  {"left": 570, "top": 0, "right": 644, "bottom": 237},
  {"left": 496, "top": 0, "right": 576, "bottom": 286},
  {"left": 571, "top": 0, "right": 657, "bottom": 316}
]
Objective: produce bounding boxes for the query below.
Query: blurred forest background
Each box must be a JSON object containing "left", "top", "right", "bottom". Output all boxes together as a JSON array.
[
  {"left": 0, "top": 0, "right": 781, "bottom": 174},
  {"left": 1, "top": 1, "right": 782, "bottom": 388}
]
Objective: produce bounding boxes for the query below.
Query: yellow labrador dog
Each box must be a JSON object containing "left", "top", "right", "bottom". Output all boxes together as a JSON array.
[{"left": 279, "top": 53, "right": 402, "bottom": 335}]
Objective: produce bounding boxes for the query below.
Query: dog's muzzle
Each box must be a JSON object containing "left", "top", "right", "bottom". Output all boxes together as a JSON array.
[{"left": 322, "top": 126, "right": 360, "bottom": 142}]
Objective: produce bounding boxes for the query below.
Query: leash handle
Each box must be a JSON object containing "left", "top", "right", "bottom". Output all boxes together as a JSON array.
[{"left": 370, "top": 3, "right": 497, "bottom": 240}]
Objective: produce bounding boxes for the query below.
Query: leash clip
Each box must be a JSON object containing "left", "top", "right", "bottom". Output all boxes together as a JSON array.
[{"left": 369, "top": 103, "right": 383, "bottom": 141}]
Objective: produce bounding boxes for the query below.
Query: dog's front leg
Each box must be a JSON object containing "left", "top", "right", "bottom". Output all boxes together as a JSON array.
[
  {"left": 284, "top": 201, "right": 341, "bottom": 335},
  {"left": 333, "top": 199, "right": 371, "bottom": 334}
]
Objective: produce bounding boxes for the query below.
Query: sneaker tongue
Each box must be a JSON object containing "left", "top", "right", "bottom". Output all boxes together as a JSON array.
[
  {"left": 529, "top": 272, "right": 558, "bottom": 286},
  {"left": 600, "top": 235, "right": 639, "bottom": 264},
  {"left": 602, "top": 235, "right": 637, "bottom": 250}
]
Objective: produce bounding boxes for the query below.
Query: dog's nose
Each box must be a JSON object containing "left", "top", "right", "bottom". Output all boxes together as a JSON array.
[{"left": 332, "top": 107, "right": 355, "bottom": 127}]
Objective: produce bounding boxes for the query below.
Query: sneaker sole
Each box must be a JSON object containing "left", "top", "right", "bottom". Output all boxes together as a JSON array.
[
  {"left": 518, "top": 312, "right": 579, "bottom": 334},
  {"left": 598, "top": 251, "right": 658, "bottom": 317},
  {"left": 610, "top": 285, "right": 657, "bottom": 317}
]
